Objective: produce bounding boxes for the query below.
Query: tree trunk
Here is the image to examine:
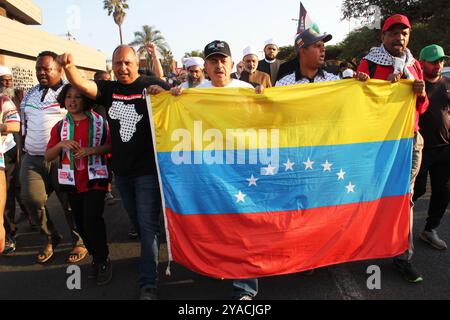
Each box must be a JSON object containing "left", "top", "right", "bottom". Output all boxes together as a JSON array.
[{"left": 118, "top": 25, "right": 123, "bottom": 45}]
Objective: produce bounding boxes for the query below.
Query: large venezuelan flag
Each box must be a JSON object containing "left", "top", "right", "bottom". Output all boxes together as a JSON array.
[{"left": 148, "top": 79, "right": 416, "bottom": 279}]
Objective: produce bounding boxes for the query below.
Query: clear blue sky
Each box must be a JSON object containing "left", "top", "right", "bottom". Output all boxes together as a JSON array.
[{"left": 33, "top": 0, "right": 362, "bottom": 65}]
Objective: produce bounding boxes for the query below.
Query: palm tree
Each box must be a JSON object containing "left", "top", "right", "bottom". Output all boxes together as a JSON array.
[
  {"left": 129, "top": 25, "right": 169, "bottom": 56},
  {"left": 103, "top": 0, "right": 129, "bottom": 45},
  {"left": 129, "top": 25, "right": 170, "bottom": 73}
]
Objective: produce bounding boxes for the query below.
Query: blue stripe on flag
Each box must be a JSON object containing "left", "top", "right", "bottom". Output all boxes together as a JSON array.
[{"left": 157, "top": 138, "right": 413, "bottom": 215}]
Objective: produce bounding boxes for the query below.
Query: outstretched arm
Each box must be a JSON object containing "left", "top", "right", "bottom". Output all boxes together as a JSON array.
[{"left": 57, "top": 53, "right": 98, "bottom": 100}]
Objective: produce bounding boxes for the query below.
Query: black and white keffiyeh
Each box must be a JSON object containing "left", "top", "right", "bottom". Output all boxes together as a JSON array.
[{"left": 364, "top": 45, "right": 416, "bottom": 79}]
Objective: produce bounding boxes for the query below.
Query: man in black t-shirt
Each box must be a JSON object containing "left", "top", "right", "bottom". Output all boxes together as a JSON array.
[
  {"left": 57, "top": 45, "right": 169, "bottom": 300},
  {"left": 414, "top": 45, "right": 450, "bottom": 250}
]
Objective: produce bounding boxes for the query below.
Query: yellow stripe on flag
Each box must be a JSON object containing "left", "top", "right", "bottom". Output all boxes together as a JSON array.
[{"left": 150, "top": 79, "right": 416, "bottom": 153}]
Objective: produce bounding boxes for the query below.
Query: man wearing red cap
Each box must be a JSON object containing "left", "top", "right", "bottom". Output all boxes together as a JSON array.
[{"left": 357, "top": 14, "right": 429, "bottom": 284}]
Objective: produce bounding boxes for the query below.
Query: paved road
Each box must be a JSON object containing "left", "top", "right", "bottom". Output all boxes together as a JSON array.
[{"left": 0, "top": 186, "right": 449, "bottom": 300}]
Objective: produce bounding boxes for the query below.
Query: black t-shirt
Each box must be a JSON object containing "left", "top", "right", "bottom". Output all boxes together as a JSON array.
[
  {"left": 419, "top": 77, "right": 450, "bottom": 149},
  {"left": 95, "top": 76, "right": 169, "bottom": 177}
]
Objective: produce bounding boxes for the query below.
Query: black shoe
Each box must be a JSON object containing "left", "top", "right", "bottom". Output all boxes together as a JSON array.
[
  {"left": 393, "top": 259, "right": 423, "bottom": 283},
  {"left": 140, "top": 288, "right": 157, "bottom": 300},
  {"left": 96, "top": 259, "right": 112, "bottom": 286}
]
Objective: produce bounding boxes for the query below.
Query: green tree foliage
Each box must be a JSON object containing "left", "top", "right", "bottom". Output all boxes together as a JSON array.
[
  {"left": 160, "top": 48, "right": 175, "bottom": 77},
  {"left": 341, "top": 0, "right": 450, "bottom": 58},
  {"left": 183, "top": 50, "right": 205, "bottom": 59},
  {"left": 277, "top": 45, "right": 296, "bottom": 62},
  {"left": 338, "top": 27, "right": 379, "bottom": 62},
  {"left": 129, "top": 25, "right": 170, "bottom": 74}
]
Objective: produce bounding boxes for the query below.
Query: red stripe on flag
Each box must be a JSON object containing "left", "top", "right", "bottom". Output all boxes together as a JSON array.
[{"left": 167, "top": 195, "right": 410, "bottom": 279}]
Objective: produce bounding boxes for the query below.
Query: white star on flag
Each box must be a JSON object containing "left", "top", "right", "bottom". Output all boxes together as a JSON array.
[
  {"left": 262, "top": 164, "right": 277, "bottom": 176},
  {"left": 246, "top": 175, "right": 259, "bottom": 187},
  {"left": 322, "top": 160, "right": 333, "bottom": 172},
  {"left": 337, "top": 169, "right": 346, "bottom": 180},
  {"left": 303, "top": 158, "right": 314, "bottom": 170},
  {"left": 283, "top": 159, "right": 295, "bottom": 171},
  {"left": 235, "top": 191, "right": 246, "bottom": 203},
  {"left": 346, "top": 182, "right": 356, "bottom": 193}
]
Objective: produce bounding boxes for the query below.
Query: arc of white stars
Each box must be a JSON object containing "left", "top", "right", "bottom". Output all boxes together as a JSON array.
[
  {"left": 284, "top": 159, "right": 295, "bottom": 171},
  {"left": 322, "top": 160, "right": 333, "bottom": 172},
  {"left": 337, "top": 169, "right": 346, "bottom": 180},
  {"left": 263, "top": 164, "right": 277, "bottom": 176},
  {"left": 235, "top": 191, "right": 246, "bottom": 203},
  {"left": 303, "top": 158, "right": 314, "bottom": 170},
  {"left": 246, "top": 175, "right": 259, "bottom": 187},
  {"left": 346, "top": 182, "right": 356, "bottom": 193}
]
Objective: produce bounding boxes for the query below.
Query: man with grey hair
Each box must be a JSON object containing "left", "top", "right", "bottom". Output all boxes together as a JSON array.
[
  {"left": 240, "top": 46, "right": 272, "bottom": 88},
  {"left": 0, "top": 66, "right": 23, "bottom": 108},
  {"left": 57, "top": 45, "right": 170, "bottom": 300}
]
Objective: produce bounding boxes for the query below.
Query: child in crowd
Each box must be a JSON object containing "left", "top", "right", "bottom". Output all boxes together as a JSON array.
[{"left": 45, "top": 84, "right": 113, "bottom": 286}]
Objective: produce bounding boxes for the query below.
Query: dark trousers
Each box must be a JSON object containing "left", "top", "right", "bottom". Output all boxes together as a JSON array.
[
  {"left": 413, "top": 145, "right": 450, "bottom": 231},
  {"left": 68, "top": 190, "right": 109, "bottom": 263}
]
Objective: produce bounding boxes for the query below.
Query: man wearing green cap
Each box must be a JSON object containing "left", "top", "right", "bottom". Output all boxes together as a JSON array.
[{"left": 413, "top": 45, "right": 450, "bottom": 250}]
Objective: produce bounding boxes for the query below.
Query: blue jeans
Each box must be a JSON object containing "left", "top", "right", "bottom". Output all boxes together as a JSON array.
[
  {"left": 233, "top": 279, "right": 258, "bottom": 299},
  {"left": 116, "top": 174, "right": 161, "bottom": 289}
]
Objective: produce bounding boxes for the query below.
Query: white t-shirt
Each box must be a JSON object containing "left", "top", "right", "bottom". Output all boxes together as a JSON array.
[{"left": 197, "top": 79, "right": 254, "bottom": 89}]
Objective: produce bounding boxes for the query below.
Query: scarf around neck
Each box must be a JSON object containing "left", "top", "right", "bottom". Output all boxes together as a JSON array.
[
  {"left": 58, "top": 111, "right": 108, "bottom": 186},
  {"left": 365, "top": 45, "right": 416, "bottom": 79}
]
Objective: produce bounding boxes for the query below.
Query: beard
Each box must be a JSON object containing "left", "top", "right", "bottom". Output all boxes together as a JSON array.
[
  {"left": 0, "top": 86, "right": 15, "bottom": 99},
  {"left": 188, "top": 75, "right": 204, "bottom": 88},
  {"left": 265, "top": 54, "right": 276, "bottom": 61}
]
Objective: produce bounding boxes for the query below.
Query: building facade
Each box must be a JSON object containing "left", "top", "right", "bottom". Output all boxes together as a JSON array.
[{"left": 0, "top": 0, "right": 107, "bottom": 90}]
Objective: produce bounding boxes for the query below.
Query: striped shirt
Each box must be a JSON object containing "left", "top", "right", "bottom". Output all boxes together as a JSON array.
[{"left": 20, "top": 81, "right": 68, "bottom": 156}]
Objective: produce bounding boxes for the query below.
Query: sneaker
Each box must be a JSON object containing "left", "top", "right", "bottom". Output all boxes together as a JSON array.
[
  {"left": 2, "top": 240, "right": 16, "bottom": 255},
  {"left": 88, "top": 262, "right": 99, "bottom": 279},
  {"left": 420, "top": 230, "right": 447, "bottom": 250},
  {"left": 96, "top": 259, "right": 112, "bottom": 286},
  {"left": 393, "top": 259, "right": 423, "bottom": 283},
  {"left": 239, "top": 295, "right": 253, "bottom": 300},
  {"left": 140, "top": 288, "right": 157, "bottom": 300}
]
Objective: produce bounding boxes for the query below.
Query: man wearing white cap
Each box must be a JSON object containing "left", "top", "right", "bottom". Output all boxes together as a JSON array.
[
  {"left": 240, "top": 47, "right": 272, "bottom": 88},
  {"left": 257, "top": 39, "right": 284, "bottom": 86},
  {"left": 180, "top": 57, "right": 206, "bottom": 89},
  {"left": 0, "top": 66, "right": 13, "bottom": 89}
]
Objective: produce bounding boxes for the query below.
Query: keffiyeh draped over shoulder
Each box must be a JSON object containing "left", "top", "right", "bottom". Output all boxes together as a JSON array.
[{"left": 364, "top": 45, "right": 416, "bottom": 79}]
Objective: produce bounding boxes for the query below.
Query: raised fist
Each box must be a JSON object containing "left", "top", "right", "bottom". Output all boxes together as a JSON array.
[{"left": 56, "top": 53, "right": 74, "bottom": 68}]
